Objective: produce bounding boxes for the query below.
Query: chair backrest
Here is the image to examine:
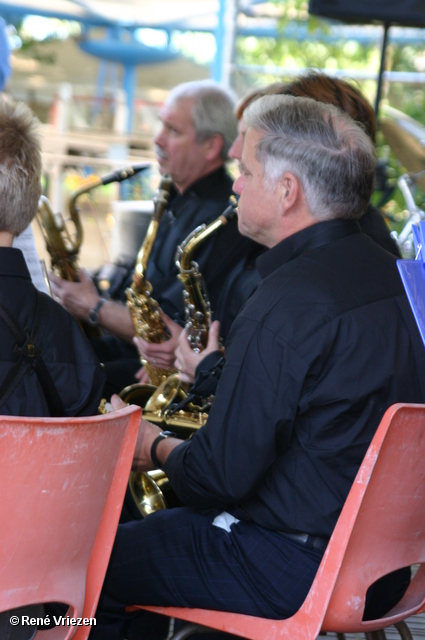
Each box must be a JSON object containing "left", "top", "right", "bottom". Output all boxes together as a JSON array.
[
  {"left": 0, "top": 404, "right": 141, "bottom": 640},
  {"left": 139, "top": 403, "right": 425, "bottom": 640},
  {"left": 321, "top": 402, "right": 425, "bottom": 633}
]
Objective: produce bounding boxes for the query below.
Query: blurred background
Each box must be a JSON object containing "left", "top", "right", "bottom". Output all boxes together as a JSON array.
[{"left": 2, "top": 0, "right": 425, "bottom": 264}]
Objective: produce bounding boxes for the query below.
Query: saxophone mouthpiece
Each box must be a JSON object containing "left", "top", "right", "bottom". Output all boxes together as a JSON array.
[
  {"left": 100, "top": 162, "right": 151, "bottom": 186},
  {"left": 221, "top": 196, "right": 238, "bottom": 223}
]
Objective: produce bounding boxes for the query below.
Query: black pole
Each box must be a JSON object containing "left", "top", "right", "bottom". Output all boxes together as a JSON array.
[{"left": 374, "top": 22, "right": 390, "bottom": 116}]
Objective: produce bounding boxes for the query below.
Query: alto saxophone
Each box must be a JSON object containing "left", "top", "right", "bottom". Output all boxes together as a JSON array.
[
  {"left": 123, "top": 196, "right": 238, "bottom": 429},
  {"left": 177, "top": 197, "right": 237, "bottom": 353},
  {"left": 37, "top": 163, "right": 150, "bottom": 282},
  {"left": 123, "top": 198, "right": 238, "bottom": 519},
  {"left": 125, "top": 174, "right": 173, "bottom": 386}
]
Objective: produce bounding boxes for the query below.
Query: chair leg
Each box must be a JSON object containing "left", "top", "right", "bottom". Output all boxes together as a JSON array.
[
  {"left": 364, "top": 621, "right": 413, "bottom": 640},
  {"left": 365, "top": 631, "right": 387, "bottom": 640},
  {"left": 169, "top": 623, "right": 220, "bottom": 640},
  {"left": 394, "top": 621, "right": 413, "bottom": 640}
]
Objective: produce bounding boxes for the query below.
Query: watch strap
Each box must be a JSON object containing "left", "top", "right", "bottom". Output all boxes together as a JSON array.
[
  {"left": 88, "top": 298, "right": 106, "bottom": 326},
  {"left": 150, "top": 430, "right": 176, "bottom": 468}
]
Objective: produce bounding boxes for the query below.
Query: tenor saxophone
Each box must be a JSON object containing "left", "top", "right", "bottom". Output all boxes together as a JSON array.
[
  {"left": 36, "top": 163, "right": 150, "bottom": 282},
  {"left": 125, "top": 174, "right": 173, "bottom": 386},
  {"left": 123, "top": 198, "right": 238, "bottom": 519},
  {"left": 123, "top": 196, "right": 237, "bottom": 426}
]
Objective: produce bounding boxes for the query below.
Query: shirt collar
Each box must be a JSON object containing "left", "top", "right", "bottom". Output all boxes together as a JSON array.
[
  {"left": 0, "top": 247, "right": 31, "bottom": 279},
  {"left": 257, "top": 219, "right": 362, "bottom": 279}
]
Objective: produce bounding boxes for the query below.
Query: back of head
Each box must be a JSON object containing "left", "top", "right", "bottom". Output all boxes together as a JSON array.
[
  {"left": 282, "top": 72, "right": 377, "bottom": 144},
  {"left": 167, "top": 80, "right": 237, "bottom": 160},
  {"left": 236, "top": 72, "right": 376, "bottom": 144},
  {"left": 244, "top": 94, "right": 375, "bottom": 221},
  {"left": 0, "top": 97, "right": 41, "bottom": 236}
]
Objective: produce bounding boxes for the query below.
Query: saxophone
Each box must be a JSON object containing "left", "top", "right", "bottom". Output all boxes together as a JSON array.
[
  {"left": 122, "top": 198, "right": 238, "bottom": 518},
  {"left": 36, "top": 163, "right": 150, "bottom": 282},
  {"left": 177, "top": 197, "right": 237, "bottom": 353},
  {"left": 125, "top": 174, "right": 173, "bottom": 386},
  {"left": 36, "top": 195, "right": 81, "bottom": 283},
  {"left": 122, "top": 196, "right": 237, "bottom": 429}
]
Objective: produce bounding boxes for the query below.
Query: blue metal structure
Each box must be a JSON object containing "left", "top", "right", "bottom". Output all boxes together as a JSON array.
[
  {"left": 2, "top": 0, "right": 425, "bottom": 130},
  {"left": 0, "top": 15, "right": 10, "bottom": 89}
]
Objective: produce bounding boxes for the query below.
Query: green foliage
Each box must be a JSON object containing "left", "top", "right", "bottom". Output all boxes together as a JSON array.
[
  {"left": 8, "top": 16, "right": 80, "bottom": 65},
  {"left": 233, "top": 6, "right": 425, "bottom": 222},
  {"left": 18, "top": 38, "right": 57, "bottom": 65}
]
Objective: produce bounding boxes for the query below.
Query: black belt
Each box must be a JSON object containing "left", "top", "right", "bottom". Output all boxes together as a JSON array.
[{"left": 279, "top": 531, "right": 329, "bottom": 553}]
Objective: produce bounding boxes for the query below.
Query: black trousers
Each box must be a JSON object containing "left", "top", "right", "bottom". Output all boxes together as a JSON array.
[{"left": 89, "top": 508, "right": 324, "bottom": 640}]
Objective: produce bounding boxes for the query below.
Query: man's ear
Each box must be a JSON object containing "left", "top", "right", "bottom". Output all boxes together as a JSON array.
[
  {"left": 203, "top": 134, "right": 224, "bottom": 162},
  {"left": 280, "top": 172, "right": 299, "bottom": 212}
]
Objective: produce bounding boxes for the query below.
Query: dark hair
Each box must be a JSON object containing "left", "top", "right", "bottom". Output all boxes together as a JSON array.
[{"left": 236, "top": 72, "right": 376, "bottom": 144}]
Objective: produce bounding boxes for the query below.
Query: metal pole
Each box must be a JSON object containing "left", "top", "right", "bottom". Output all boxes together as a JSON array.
[
  {"left": 213, "top": 0, "right": 237, "bottom": 86},
  {"left": 374, "top": 22, "right": 390, "bottom": 116},
  {"left": 122, "top": 64, "right": 135, "bottom": 133}
]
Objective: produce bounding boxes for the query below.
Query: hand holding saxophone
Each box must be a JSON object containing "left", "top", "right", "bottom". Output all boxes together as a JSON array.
[
  {"left": 110, "top": 393, "right": 182, "bottom": 472},
  {"left": 133, "top": 310, "right": 183, "bottom": 370},
  {"left": 175, "top": 319, "right": 221, "bottom": 384},
  {"left": 49, "top": 269, "right": 99, "bottom": 321}
]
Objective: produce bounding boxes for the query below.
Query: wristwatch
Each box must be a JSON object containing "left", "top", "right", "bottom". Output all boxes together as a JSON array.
[
  {"left": 88, "top": 298, "right": 106, "bottom": 326},
  {"left": 150, "top": 431, "right": 177, "bottom": 468}
]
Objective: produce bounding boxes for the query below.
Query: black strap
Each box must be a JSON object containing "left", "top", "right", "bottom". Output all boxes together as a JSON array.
[
  {"left": 166, "top": 353, "right": 224, "bottom": 417},
  {"left": 0, "top": 291, "right": 65, "bottom": 416}
]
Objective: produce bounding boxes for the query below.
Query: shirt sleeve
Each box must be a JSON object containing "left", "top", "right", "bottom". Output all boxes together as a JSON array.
[{"left": 164, "top": 314, "right": 308, "bottom": 509}]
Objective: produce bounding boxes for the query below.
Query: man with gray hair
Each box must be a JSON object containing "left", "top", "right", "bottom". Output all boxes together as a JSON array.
[
  {"left": 89, "top": 95, "right": 425, "bottom": 640},
  {"left": 50, "top": 80, "right": 261, "bottom": 395}
]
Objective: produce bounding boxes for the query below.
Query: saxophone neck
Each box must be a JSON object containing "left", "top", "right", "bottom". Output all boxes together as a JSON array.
[
  {"left": 176, "top": 198, "right": 237, "bottom": 272},
  {"left": 67, "top": 177, "right": 104, "bottom": 253},
  {"left": 152, "top": 174, "right": 173, "bottom": 222},
  {"left": 131, "top": 175, "right": 172, "bottom": 288},
  {"left": 132, "top": 219, "right": 159, "bottom": 288},
  {"left": 67, "top": 163, "right": 152, "bottom": 254}
]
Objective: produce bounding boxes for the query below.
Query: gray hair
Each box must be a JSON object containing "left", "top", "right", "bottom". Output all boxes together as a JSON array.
[
  {"left": 0, "top": 97, "right": 42, "bottom": 235},
  {"left": 167, "top": 80, "right": 237, "bottom": 160},
  {"left": 243, "top": 94, "right": 376, "bottom": 221}
]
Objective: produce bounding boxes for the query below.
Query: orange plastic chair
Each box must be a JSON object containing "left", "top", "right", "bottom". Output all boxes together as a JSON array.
[
  {"left": 134, "top": 403, "right": 425, "bottom": 640},
  {"left": 0, "top": 404, "right": 141, "bottom": 640}
]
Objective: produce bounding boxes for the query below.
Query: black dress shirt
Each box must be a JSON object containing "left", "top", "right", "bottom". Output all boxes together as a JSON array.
[
  {"left": 359, "top": 204, "right": 400, "bottom": 257},
  {"left": 199, "top": 203, "right": 397, "bottom": 342},
  {"left": 93, "top": 166, "right": 263, "bottom": 392},
  {"left": 0, "top": 248, "right": 105, "bottom": 416},
  {"left": 165, "top": 219, "right": 425, "bottom": 537},
  {"left": 144, "top": 166, "right": 262, "bottom": 339}
]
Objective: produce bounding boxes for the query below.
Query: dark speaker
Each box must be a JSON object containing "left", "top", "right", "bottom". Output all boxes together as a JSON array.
[{"left": 309, "top": 0, "right": 425, "bottom": 28}]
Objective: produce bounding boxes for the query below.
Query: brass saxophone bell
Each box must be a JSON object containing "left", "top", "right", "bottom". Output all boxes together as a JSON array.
[
  {"left": 119, "top": 383, "right": 157, "bottom": 407},
  {"left": 144, "top": 373, "right": 185, "bottom": 413},
  {"left": 128, "top": 470, "right": 167, "bottom": 517}
]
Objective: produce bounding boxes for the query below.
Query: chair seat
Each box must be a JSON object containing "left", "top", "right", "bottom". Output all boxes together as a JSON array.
[{"left": 129, "top": 404, "right": 425, "bottom": 640}]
